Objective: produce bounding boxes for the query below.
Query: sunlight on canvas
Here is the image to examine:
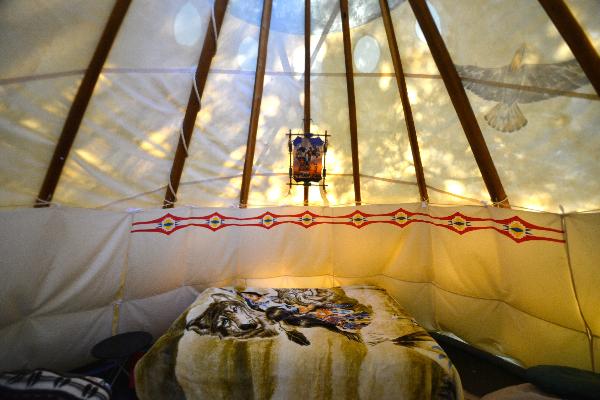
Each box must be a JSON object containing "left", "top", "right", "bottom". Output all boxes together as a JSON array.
[
  {"left": 378, "top": 62, "right": 393, "bottom": 91},
  {"left": 444, "top": 180, "right": 466, "bottom": 196},
  {"left": 76, "top": 149, "right": 103, "bottom": 171},
  {"left": 261, "top": 95, "right": 280, "bottom": 117},
  {"left": 139, "top": 128, "right": 171, "bottom": 158},
  {"left": 407, "top": 85, "right": 419, "bottom": 104},
  {"left": 20, "top": 118, "right": 41, "bottom": 131}
]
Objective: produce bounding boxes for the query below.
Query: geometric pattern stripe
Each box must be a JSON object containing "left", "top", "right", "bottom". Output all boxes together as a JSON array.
[{"left": 131, "top": 208, "right": 564, "bottom": 244}]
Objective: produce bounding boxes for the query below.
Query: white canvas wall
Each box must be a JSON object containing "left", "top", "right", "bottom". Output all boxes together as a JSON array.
[{"left": 0, "top": 204, "right": 597, "bottom": 373}]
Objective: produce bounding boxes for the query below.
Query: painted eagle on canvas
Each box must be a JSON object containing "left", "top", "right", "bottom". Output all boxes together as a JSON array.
[{"left": 455, "top": 45, "right": 590, "bottom": 132}]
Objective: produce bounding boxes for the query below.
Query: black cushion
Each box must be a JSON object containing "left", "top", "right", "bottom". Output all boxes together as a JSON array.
[
  {"left": 526, "top": 365, "right": 600, "bottom": 400},
  {"left": 91, "top": 331, "right": 152, "bottom": 360}
]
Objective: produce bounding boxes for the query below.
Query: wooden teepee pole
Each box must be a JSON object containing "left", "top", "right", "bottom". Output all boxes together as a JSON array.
[
  {"left": 36, "top": 0, "right": 132, "bottom": 207},
  {"left": 408, "top": 0, "right": 509, "bottom": 207},
  {"left": 340, "top": 0, "right": 362, "bottom": 205},
  {"left": 538, "top": 0, "right": 600, "bottom": 96},
  {"left": 303, "top": 0, "right": 311, "bottom": 206},
  {"left": 379, "top": 0, "right": 428, "bottom": 202},
  {"left": 164, "top": 0, "right": 229, "bottom": 208},
  {"left": 239, "top": 0, "right": 274, "bottom": 208}
]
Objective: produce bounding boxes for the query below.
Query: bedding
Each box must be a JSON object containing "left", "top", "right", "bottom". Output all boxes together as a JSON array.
[
  {"left": 0, "top": 369, "right": 111, "bottom": 400},
  {"left": 135, "top": 286, "right": 462, "bottom": 400}
]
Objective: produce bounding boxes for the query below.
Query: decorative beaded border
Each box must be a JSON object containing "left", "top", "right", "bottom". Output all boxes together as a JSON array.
[{"left": 131, "top": 208, "right": 564, "bottom": 244}]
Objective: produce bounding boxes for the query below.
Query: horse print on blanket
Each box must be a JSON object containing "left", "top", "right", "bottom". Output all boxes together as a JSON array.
[{"left": 185, "top": 288, "right": 372, "bottom": 345}]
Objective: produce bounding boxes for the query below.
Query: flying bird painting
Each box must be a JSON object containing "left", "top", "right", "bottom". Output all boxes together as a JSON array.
[{"left": 455, "top": 45, "right": 590, "bottom": 132}]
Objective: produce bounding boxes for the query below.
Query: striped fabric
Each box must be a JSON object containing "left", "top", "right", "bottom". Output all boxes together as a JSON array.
[{"left": 0, "top": 369, "right": 111, "bottom": 400}]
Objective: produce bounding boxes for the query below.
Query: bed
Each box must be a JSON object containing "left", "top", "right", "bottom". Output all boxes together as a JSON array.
[{"left": 135, "top": 286, "right": 462, "bottom": 399}]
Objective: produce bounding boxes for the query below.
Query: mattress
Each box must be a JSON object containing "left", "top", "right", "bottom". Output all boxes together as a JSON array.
[{"left": 135, "top": 286, "right": 462, "bottom": 399}]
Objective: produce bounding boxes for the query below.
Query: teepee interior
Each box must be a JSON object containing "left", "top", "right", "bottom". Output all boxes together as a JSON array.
[{"left": 1, "top": 0, "right": 599, "bottom": 398}]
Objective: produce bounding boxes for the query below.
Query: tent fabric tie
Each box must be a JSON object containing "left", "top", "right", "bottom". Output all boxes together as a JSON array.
[{"left": 559, "top": 205, "right": 596, "bottom": 372}]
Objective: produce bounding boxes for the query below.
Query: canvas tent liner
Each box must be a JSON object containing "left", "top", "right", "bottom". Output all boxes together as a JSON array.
[
  {"left": 1, "top": 0, "right": 599, "bottom": 376},
  {"left": 1, "top": 0, "right": 599, "bottom": 211},
  {"left": 1, "top": 204, "right": 599, "bottom": 374}
]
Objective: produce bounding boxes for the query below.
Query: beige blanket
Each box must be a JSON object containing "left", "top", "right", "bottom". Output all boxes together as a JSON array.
[{"left": 135, "top": 286, "right": 462, "bottom": 399}]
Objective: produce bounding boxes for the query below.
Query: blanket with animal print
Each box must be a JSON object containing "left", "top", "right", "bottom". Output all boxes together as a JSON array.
[{"left": 135, "top": 286, "right": 462, "bottom": 400}]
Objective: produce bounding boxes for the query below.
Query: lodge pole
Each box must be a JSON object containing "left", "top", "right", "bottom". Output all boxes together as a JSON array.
[
  {"left": 538, "top": 0, "right": 600, "bottom": 96},
  {"left": 163, "top": 0, "right": 230, "bottom": 208},
  {"left": 35, "top": 0, "right": 132, "bottom": 207},
  {"left": 239, "top": 0, "right": 274, "bottom": 207},
  {"left": 407, "top": 0, "right": 509, "bottom": 207},
  {"left": 303, "top": 0, "right": 311, "bottom": 206},
  {"left": 379, "top": 0, "right": 429, "bottom": 203},
  {"left": 340, "top": 0, "right": 362, "bottom": 205}
]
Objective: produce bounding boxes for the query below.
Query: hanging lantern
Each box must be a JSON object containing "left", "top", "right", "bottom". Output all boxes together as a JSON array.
[
  {"left": 293, "top": 134, "right": 323, "bottom": 182},
  {"left": 287, "top": 130, "right": 329, "bottom": 190}
]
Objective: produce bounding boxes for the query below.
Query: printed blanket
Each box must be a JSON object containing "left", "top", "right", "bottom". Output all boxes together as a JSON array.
[{"left": 135, "top": 286, "right": 462, "bottom": 400}]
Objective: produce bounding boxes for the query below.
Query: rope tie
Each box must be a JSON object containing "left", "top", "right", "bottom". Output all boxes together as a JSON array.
[
  {"left": 188, "top": 0, "right": 217, "bottom": 112},
  {"left": 172, "top": 0, "right": 220, "bottom": 206},
  {"left": 179, "top": 124, "right": 189, "bottom": 157},
  {"left": 210, "top": 0, "right": 218, "bottom": 49},
  {"left": 35, "top": 198, "right": 60, "bottom": 207},
  {"left": 490, "top": 197, "right": 509, "bottom": 207},
  {"left": 164, "top": 199, "right": 177, "bottom": 207},
  {"left": 186, "top": 0, "right": 217, "bottom": 110},
  {"left": 167, "top": 181, "right": 178, "bottom": 203},
  {"left": 192, "top": 71, "right": 201, "bottom": 107}
]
